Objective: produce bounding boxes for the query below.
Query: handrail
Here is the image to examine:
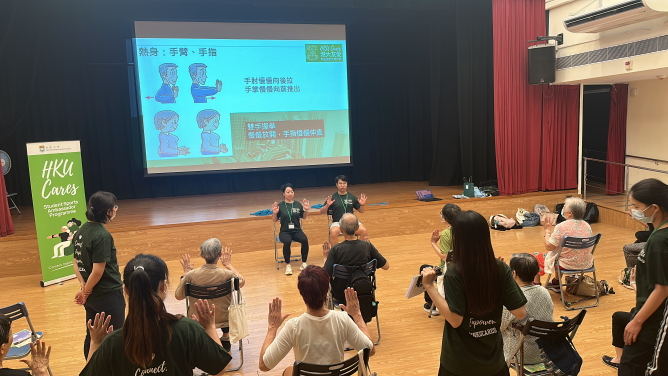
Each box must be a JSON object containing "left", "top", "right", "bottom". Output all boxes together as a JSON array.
[
  {"left": 626, "top": 154, "right": 668, "bottom": 165},
  {"left": 583, "top": 157, "right": 668, "bottom": 174}
]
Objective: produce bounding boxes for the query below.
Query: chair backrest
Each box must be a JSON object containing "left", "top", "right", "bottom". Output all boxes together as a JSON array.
[
  {"left": 521, "top": 309, "right": 587, "bottom": 340},
  {"left": 293, "top": 347, "right": 370, "bottom": 376},
  {"left": 556, "top": 233, "right": 601, "bottom": 264},
  {"left": 0, "top": 302, "right": 37, "bottom": 335},
  {"left": 184, "top": 278, "right": 239, "bottom": 312}
]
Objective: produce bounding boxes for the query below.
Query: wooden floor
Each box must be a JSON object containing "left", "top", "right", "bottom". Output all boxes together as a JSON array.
[{"left": 0, "top": 183, "right": 634, "bottom": 376}]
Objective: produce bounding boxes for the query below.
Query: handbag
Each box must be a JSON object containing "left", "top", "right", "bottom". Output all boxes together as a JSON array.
[
  {"left": 357, "top": 349, "right": 378, "bottom": 376},
  {"left": 564, "top": 275, "right": 610, "bottom": 297},
  {"left": 228, "top": 288, "right": 249, "bottom": 344},
  {"left": 537, "top": 336, "right": 582, "bottom": 376}
]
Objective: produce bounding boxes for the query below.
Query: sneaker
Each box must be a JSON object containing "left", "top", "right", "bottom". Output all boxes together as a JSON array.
[
  {"left": 220, "top": 337, "right": 231, "bottom": 352},
  {"left": 300, "top": 262, "right": 308, "bottom": 271},
  {"left": 602, "top": 355, "right": 619, "bottom": 369},
  {"left": 285, "top": 265, "right": 292, "bottom": 275}
]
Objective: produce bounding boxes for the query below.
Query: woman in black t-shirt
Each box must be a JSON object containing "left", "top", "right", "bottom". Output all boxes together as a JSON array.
[
  {"left": 421, "top": 211, "right": 527, "bottom": 376},
  {"left": 272, "top": 183, "right": 310, "bottom": 276}
]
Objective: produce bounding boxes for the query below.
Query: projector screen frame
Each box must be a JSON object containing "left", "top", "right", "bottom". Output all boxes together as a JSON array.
[{"left": 130, "top": 21, "right": 355, "bottom": 178}]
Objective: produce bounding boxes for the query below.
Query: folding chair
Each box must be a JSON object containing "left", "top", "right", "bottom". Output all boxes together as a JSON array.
[
  {"left": 507, "top": 310, "right": 587, "bottom": 376},
  {"left": 293, "top": 347, "right": 371, "bottom": 376},
  {"left": 7, "top": 193, "right": 20, "bottom": 214},
  {"left": 545, "top": 234, "right": 602, "bottom": 310},
  {"left": 185, "top": 278, "right": 243, "bottom": 373},
  {"left": 331, "top": 259, "right": 381, "bottom": 346},
  {"left": 273, "top": 220, "right": 304, "bottom": 270},
  {"left": 0, "top": 302, "right": 52, "bottom": 376}
]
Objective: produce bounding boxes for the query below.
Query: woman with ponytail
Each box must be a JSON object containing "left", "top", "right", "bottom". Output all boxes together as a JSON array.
[
  {"left": 72, "top": 191, "right": 125, "bottom": 359},
  {"left": 80, "top": 254, "right": 231, "bottom": 376}
]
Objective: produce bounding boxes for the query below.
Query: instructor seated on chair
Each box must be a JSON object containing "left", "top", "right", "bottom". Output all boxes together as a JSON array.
[
  {"left": 272, "top": 183, "right": 310, "bottom": 276},
  {"left": 320, "top": 175, "right": 367, "bottom": 245},
  {"left": 174, "top": 238, "right": 245, "bottom": 352},
  {"left": 323, "top": 213, "right": 389, "bottom": 304}
]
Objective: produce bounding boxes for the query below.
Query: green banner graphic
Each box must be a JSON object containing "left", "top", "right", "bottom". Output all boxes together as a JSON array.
[
  {"left": 305, "top": 44, "right": 344, "bottom": 63},
  {"left": 27, "top": 141, "right": 87, "bottom": 287}
]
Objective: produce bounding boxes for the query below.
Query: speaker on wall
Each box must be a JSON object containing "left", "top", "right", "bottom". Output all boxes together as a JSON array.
[{"left": 528, "top": 44, "right": 555, "bottom": 85}]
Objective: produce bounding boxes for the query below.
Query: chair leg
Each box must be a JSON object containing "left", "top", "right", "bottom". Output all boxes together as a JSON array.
[
  {"left": 374, "top": 313, "right": 381, "bottom": 346},
  {"left": 226, "top": 340, "right": 244, "bottom": 372},
  {"left": 8, "top": 197, "right": 21, "bottom": 215},
  {"left": 557, "top": 270, "right": 573, "bottom": 311}
]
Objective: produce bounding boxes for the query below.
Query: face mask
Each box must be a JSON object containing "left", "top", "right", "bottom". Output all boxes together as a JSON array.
[
  {"left": 561, "top": 208, "right": 564, "bottom": 217},
  {"left": 631, "top": 205, "right": 655, "bottom": 223}
]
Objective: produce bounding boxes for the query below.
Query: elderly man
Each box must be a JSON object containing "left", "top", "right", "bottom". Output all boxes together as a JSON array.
[
  {"left": 323, "top": 213, "right": 389, "bottom": 304},
  {"left": 175, "top": 238, "right": 245, "bottom": 351}
]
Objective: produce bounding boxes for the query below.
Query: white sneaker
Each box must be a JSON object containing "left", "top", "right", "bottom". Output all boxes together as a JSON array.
[
  {"left": 300, "top": 262, "right": 308, "bottom": 271},
  {"left": 285, "top": 265, "right": 292, "bottom": 275}
]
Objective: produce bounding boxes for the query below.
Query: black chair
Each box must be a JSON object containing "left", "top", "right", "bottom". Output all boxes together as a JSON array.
[
  {"left": 185, "top": 278, "right": 243, "bottom": 373},
  {"left": 273, "top": 220, "right": 304, "bottom": 270},
  {"left": 507, "top": 310, "right": 587, "bottom": 376},
  {"left": 293, "top": 347, "right": 371, "bottom": 376},
  {"left": 332, "top": 259, "right": 380, "bottom": 346},
  {"left": 545, "top": 234, "right": 602, "bottom": 310},
  {"left": 0, "top": 302, "right": 52, "bottom": 376}
]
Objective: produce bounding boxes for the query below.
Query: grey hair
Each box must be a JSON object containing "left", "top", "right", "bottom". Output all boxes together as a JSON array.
[
  {"left": 339, "top": 213, "right": 359, "bottom": 236},
  {"left": 564, "top": 197, "right": 586, "bottom": 220},
  {"left": 200, "top": 238, "right": 222, "bottom": 264}
]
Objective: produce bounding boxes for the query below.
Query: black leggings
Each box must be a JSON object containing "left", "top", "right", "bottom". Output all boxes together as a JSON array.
[
  {"left": 420, "top": 264, "right": 435, "bottom": 305},
  {"left": 83, "top": 289, "right": 126, "bottom": 359},
  {"left": 279, "top": 231, "right": 309, "bottom": 262},
  {"left": 613, "top": 310, "right": 657, "bottom": 376}
]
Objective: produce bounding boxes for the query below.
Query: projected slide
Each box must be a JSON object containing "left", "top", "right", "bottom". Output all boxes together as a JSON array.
[{"left": 133, "top": 22, "right": 351, "bottom": 175}]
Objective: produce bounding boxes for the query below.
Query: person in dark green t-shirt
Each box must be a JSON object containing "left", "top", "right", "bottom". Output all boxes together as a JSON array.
[
  {"left": 319, "top": 175, "right": 368, "bottom": 246},
  {"left": 72, "top": 192, "right": 125, "bottom": 360},
  {"left": 81, "top": 254, "right": 231, "bottom": 376},
  {"left": 602, "top": 178, "right": 668, "bottom": 375},
  {"left": 272, "top": 183, "right": 310, "bottom": 276},
  {"left": 421, "top": 211, "right": 527, "bottom": 376},
  {"left": 62, "top": 217, "right": 82, "bottom": 257}
]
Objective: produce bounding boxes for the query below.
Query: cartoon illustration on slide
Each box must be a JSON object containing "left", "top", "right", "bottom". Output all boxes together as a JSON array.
[
  {"left": 155, "top": 110, "right": 190, "bottom": 157},
  {"left": 47, "top": 226, "right": 71, "bottom": 259},
  {"left": 197, "top": 109, "right": 229, "bottom": 155},
  {"left": 62, "top": 218, "right": 82, "bottom": 257},
  {"left": 155, "top": 63, "right": 179, "bottom": 103},
  {"left": 189, "top": 63, "right": 222, "bottom": 103}
]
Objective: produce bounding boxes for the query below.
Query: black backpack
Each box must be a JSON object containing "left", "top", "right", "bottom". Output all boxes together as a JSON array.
[{"left": 341, "top": 262, "right": 378, "bottom": 323}]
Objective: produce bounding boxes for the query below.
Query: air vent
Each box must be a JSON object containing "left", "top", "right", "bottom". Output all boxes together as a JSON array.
[{"left": 557, "top": 34, "right": 668, "bottom": 70}]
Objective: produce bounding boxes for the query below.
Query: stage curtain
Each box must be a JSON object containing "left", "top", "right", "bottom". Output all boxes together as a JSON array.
[
  {"left": 541, "top": 85, "right": 580, "bottom": 191},
  {"left": 606, "top": 84, "right": 628, "bottom": 195},
  {"left": 493, "top": 0, "right": 546, "bottom": 195},
  {"left": 0, "top": 171, "right": 14, "bottom": 237}
]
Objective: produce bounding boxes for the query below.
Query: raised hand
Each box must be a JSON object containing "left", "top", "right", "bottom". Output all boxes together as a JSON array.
[
  {"left": 216, "top": 79, "right": 223, "bottom": 92},
  {"left": 20, "top": 340, "right": 51, "bottom": 376},
  {"left": 359, "top": 193, "right": 367, "bottom": 206},
  {"left": 87, "top": 312, "right": 114, "bottom": 345},
  {"left": 326, "top": 195, "right": 334, "bottom": 207},
  {"left": 267, "top": 297, "right": 290, "bottom": 330},
  {"left": 339, "top": 288, "right": 363, "bottom": 320},
  {"left": 272, "top": 202, "right": 280, "bottom": 215},
  {"left": 192, "top": 299, "right": 216, "bottom": 330},
  {"left": 322, "top": 240, "right": 331, "bottom": 259},
  {"left": 430, "top": 229, "right": 441, "bottom": 244},
  {"left": 220, "top": 247, "right": 232, "bottom": 268},
  {"left": 302, "top": 199, "right": 310, "bottom": 211},
  {"left": 421, "top": 267, "right": 437, "bottom": 286},
  {"left": 173, "top": 86, "right": 179, "bottom": 98},
  {"left": 180, "top": 254, "right": 194, "bottom": 274}
]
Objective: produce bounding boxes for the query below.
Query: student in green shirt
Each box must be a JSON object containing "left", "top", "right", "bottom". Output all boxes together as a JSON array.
[
  {"left": 80, "top": 254, "right": 231, "bottom": 376},
  {"left": 602, "top": 178, "right": 668, "bottom": 375},
  {"left": 421, "top": 210, "right": 527, "bottom": 376},
  {"left": 72, "top": 191, "right": 125, "bottom": 360},
  {"left": 272, "top": 183, "right": 311, "bottom": 276},
  {"left": 319, "top": 175, "right": 368, "bottom": 246},
  {"left": 420, "top": 203, "right": 461, "bottom": 316}
]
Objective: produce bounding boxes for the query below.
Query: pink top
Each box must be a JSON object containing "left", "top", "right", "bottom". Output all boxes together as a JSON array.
[{"left": 544, "top": 220, "right": 594, "bottom": 273}]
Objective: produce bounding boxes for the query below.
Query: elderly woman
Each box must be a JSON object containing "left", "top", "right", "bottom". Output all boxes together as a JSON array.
[
  {"left": 175, "top": 238, "right": 245, "bottom": 352},
  {"left": 542, "top": 197, "right": 593, "bottom": 285},
  {"left": 259, "top": 265, "right": 374, "bottom": 375},
  {"left": 0, "top": 314, "right": 52, "bottom": 376}
]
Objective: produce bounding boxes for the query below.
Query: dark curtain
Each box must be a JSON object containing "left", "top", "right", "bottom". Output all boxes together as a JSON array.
[
  {"left": 606, "top": 84, "right": 628, "bottom": 195},
  {"left": 0, "top": 0, "right": 496, "bottom": 206},
  {"left": 493, "top": 0, "right": 546, "bottom": 196},
  {"left": 541, "top": 85, "right": 580, "bottom": 191}
]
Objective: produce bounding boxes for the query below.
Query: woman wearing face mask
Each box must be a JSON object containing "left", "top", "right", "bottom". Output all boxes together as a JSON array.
[
  {"left": 272, "top": 183, "right": 310, "bottom": 276},
  {"left": 72, "top": 191, "right": 125, "bottom": 360},
  {"left": 602, "top": 178, "right": 668, "bottom": 375}
]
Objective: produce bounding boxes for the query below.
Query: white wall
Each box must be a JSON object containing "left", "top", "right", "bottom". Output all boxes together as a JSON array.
[{"left": 625, "top": 78, "right": 668, "bottom": 187}]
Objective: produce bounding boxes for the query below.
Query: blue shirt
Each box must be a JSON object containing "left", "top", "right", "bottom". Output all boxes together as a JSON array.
[
  {"left": 191, "top": 84, "right": 217, "bottom": 103},
  {"left": 155, "top": 84, "right": 176, "bottom": 103},
  {"left": 159, "top": 133, "right": 179, "bottom": 157},
  {"left": 201, "top": 132, "right": 221, "bottom": 155}
]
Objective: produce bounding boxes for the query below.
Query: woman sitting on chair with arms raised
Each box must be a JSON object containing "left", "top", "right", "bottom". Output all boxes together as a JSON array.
[
  {"left": 259, "top": 265, "right": 375, "bottom": 375},
  {"left": 80, "top": 254, "right": 231, "bottom": 376},
  {"left": 272, "top": 183, "right": 310, "bottom": 276},
  {"left": 421, "top": 210, "right": 527, "bottom": 376}
]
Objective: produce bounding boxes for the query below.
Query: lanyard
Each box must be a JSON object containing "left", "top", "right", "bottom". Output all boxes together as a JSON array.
[
  {"left": 284, "top": 201, "right": 294, "bottom": 223},
  {"left": 339, "top": 193, "right": 349, "bottom": 212},
  {"left": 647, "top": 219, "right": 668, "bottom": 243}
]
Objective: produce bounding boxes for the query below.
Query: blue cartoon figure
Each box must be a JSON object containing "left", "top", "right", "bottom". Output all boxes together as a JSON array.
[
  {"left": 197, "top": 109, "right": 229, "bottom": 155},
  {"left": 189, "top": 63, "right": 222, "bottom": 103},
  {"left": 155, "top": 63, "right": 179, "bottom": 103},
  {"left": 154, "top": 110, "right": 190, "bottom": 157}
]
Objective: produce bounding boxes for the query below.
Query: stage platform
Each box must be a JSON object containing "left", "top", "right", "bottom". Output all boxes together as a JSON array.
[{"left": 1, "top": 181, "right": 575, "bottom": 278}]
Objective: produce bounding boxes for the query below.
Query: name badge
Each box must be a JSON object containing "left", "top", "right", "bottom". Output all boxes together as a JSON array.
[{"left": 289, "top": 224, "right": 295, "bottom": 229}]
